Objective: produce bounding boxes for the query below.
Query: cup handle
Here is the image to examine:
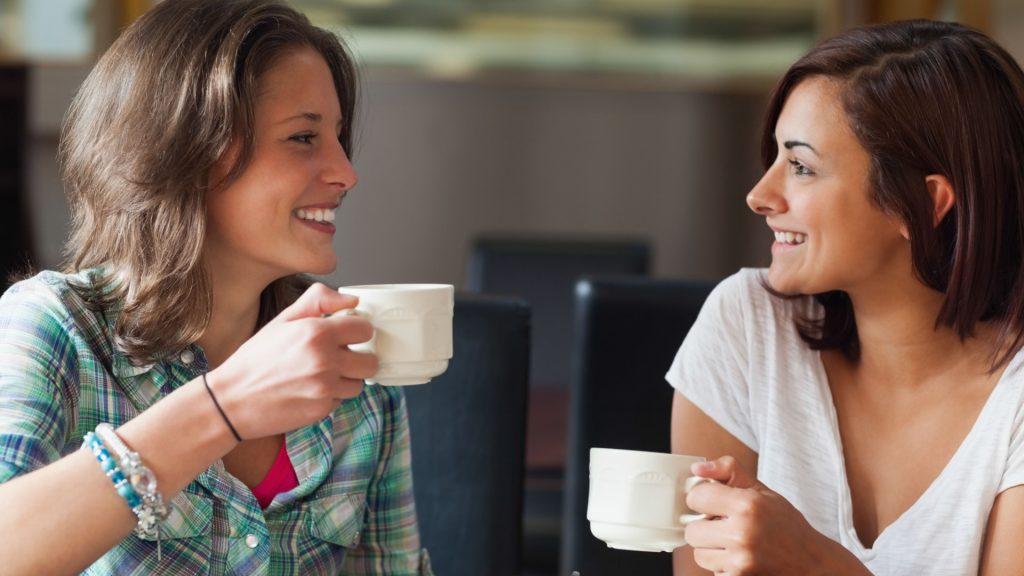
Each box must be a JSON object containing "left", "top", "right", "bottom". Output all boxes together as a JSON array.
[{"left": 680, "top": 476, "right": 719, "bottom": 525}]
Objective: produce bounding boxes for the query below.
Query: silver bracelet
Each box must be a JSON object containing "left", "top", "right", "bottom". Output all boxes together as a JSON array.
[{"left": 94, "top": 423, "right": 169, "bottom": 556}]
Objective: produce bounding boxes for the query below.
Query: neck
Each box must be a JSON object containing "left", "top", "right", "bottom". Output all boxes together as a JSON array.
[
  {"left": 198, "top": 261, "right": 275, "bottom": 369},
  {"left": 845, "top": 275, "right": 994, "bottom": 388}
]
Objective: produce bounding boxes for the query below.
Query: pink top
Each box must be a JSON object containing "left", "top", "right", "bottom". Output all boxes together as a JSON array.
[{"left": 251, "top": 438, "right": 300, "bottom": 510}]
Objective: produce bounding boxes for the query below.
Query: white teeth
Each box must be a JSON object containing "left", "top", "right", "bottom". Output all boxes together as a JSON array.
[
  {"left": 774, "top": 231, "right": 806, "bottom": 245},
  {"left": 297, "top": 208, "right": 336, "bottom": 223}
]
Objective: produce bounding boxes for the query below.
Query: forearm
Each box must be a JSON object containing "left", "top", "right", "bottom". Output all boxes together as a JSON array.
[
  {"left": 0, "top": 376, "right": 236, "bottom": 575},
  {"left": 676, "top": 538, "right": 873, "bottom": 576}
]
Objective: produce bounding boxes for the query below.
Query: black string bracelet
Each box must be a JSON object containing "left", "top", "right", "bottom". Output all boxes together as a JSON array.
[{"left": 202, "top": 372, "right": 243, "bottom": 442}]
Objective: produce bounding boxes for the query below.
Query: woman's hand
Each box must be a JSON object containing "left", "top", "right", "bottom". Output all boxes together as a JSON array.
[
  {"left": 684, "top": 456, "right": 870, "bottom": 576},
  {"left": 206, "top": 283, "right": 378, "bottom": 439}
]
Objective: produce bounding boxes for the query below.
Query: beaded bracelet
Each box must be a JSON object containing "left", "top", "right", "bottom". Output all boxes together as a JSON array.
[
  {"left": 88, "top": 424, "right": 169, "bottom": 559},
  {"left": 84, "top": 431, "right": 142, "bottom": 508}
]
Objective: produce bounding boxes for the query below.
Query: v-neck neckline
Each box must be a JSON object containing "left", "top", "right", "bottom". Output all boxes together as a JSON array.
[{"left": 810, "top": 349, "right": 1019, "bottom": 555}]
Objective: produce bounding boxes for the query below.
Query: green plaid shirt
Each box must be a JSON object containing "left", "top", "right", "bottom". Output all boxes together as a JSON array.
[{"left": 0, "top": 270, "right": 433, "bottom": 575}]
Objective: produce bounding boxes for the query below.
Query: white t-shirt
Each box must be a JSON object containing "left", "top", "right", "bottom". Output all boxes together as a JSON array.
[{"left": 666, "top": 268, "right": 1024, "bottom": 576}]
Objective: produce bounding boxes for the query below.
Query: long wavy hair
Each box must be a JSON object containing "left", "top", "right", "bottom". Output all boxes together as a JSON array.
[
  {"left": 762, "top": 20, "right": 1024, "bottom": 367},
  {"left": 60, "top": 0, "right": 359, "bottom": 364}
]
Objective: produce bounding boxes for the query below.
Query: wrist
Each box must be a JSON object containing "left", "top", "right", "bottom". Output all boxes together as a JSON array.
[
  {"left": 202, "top": 371, "right": 243, "bottom": 443},
  {"left": 110, "top": 377, "right": 241, "bottom": 500}
]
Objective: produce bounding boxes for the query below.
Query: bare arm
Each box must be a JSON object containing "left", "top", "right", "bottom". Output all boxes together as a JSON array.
[
  {"left": 672, "top": 391, "right": 872, "bottom": 576},
  {"left": 0, "top": 378, "right": 236, "bottom": 575},
  {"left": 671, "top": 391, "right": 757, "bottom": 576},
  {"left": 979, "top": 485, "right": 1024, "bottom": 575}
]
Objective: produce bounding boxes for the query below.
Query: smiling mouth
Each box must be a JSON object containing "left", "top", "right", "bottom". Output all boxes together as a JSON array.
[
  {"left": 774, "top": 231, "right": 806, "bottom": 245},
  {"left": 296, "top": 207, "right": 336, "bottom": 223}
]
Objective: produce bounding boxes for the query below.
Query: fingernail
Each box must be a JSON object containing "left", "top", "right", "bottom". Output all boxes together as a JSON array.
[{"left": 692, "top": 461, "right": 715, "bottom": 474}]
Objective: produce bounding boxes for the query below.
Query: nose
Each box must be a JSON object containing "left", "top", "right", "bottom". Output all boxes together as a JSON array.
[
  {"left": 324, "top": 137, "right": 358, "bottom": 192},
  {"left": 746, "top": 165, "right": 786, "bottom": 216}
]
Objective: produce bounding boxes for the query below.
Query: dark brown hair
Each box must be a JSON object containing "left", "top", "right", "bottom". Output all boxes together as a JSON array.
[
  {"left": 762, "top": 20, "right": 1024, "bottom": 366},
  {"left": 60, "top": 0, "right": 359, "bottom": 364}
]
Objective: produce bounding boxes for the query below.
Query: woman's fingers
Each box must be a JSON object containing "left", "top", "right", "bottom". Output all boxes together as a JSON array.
[
  {"left": 332, "top": 378, "right": 365, "bottom": 400},
  {"left": 691, "top": 545, "right": 753, "bottom": 576},
  {"left": 334, "top": 347, "right": 379, "bottom": 381},
  {"left": 276, "top": 282, "right": 359, "bottom": 323},
  {"left": 686, "top": 455, "right": 765, "bottom": 518},
  {"left": 692, "top": 455, "right": 759, "bottom": 488},
  {"left": 686, "top": 479, "right": 739, "bottom": 518},
  {"left": 320, "top": 313, "right": 374, "bottom": 346},
  {"left": 684, "top": 515, "right": 731, "bottom": 549}
]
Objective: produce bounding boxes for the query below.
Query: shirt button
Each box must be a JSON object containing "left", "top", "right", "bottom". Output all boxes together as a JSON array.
[
  {"left": 245, "top": 534, "right": 259, "bottom": 548},
  {"left": 179, "top": 349, "right": 195, "bottom": 364}
]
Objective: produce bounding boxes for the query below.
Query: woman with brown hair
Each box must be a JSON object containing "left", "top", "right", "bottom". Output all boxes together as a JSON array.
[
  {"left": 670, "top": 20, "right": 1024, "bottom": 575},
  {"left": 0, "top": 0, "right": 432, "bottom": 574}
]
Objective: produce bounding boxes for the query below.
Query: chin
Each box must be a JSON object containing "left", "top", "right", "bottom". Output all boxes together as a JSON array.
[
  {"left": 311, "top": 255, "right": 338, "bottom": 275},
  {"left": 279, "top": 253, "right": 337, "bottom": 277},
  {"left": 766, "top": 267, "right": 804, "bottom": 295}
]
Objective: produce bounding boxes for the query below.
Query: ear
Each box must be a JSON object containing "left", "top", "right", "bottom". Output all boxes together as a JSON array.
[{"left": 925, "top": 174, "right": 956, "bottom": 228}]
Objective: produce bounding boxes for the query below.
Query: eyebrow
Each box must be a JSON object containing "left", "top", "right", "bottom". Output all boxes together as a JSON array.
[
  {"left": 279, "top": 112, "right": 343, "bottom": 130},
  {"left": 783, "top": 139, "right": 819, "bottom": 156}
]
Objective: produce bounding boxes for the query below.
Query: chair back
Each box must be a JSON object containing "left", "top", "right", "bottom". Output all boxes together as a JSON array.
[
  {"left": 466, "top": 237, "right": 650, "bottom": 572},
  {"left": 466, "top": 237, "right": 649, "bottom": 392},
  {"left": 404, "top": 293, "right": 531, "bottom": 576},
  {"left": 561, "top": 276, "right": 716, "bottom": 576}
]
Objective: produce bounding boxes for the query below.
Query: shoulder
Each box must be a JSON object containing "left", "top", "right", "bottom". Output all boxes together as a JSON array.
[
  {"left": 0, "top": 269, "right": 117, "bottom": 366},
  {"left": 703, "top": 268, "right": 815, "bottom": 332},
  {"left": 2, "top": 271, "right": 79, "bottom": 333},
  {"left": 671, "top": 268, "right": 818, "bottom": 381},
  {"left": 1, "top": 269, "right": 108, "bottom": 337}
]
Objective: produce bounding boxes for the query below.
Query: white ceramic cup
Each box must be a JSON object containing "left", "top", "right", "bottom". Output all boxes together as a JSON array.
[
  {"left": 587, "top": 447, "right": 712, "bottom": 552},
  {"left": 336, "top": 283, "right": 454, "bottom": 386}
]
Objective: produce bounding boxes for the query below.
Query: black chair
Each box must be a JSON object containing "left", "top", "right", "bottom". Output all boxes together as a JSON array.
[
  {"left": 404, "top": 293, "right": 531, "bottom": 576},
  {"left": 0, "top": 65, "right": 32, "bottom": 290},
  {"left": 561, "top": 276, "right": 717, "bottom": 576},
  {"left": 465, "top": 237, "right": 650, "bottom": 574}
]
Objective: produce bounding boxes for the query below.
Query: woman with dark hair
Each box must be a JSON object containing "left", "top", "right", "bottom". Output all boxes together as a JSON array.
[
  {"left": 670, "top": 20, "right": 1024, "bottom": 575},
  {"left": 0, "top": 1, "right": 432, "bottom": 574}
]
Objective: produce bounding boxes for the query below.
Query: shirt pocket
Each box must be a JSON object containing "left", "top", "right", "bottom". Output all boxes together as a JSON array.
[
  {"left": 306, "top": 491, "right": 368, "bottom": 549},
  {"left": 134, "top": 490, "right": 214, "bottom": 573},
  {"left": 86, "top": 491, "right": 214, "bottom": 576}
]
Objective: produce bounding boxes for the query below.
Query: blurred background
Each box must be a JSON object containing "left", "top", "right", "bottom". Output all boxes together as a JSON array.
[{"left": 3, "top": 0, "right": 1018, "bottom": 289}]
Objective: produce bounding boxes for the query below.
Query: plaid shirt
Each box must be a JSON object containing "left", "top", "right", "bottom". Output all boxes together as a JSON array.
[{"left": 0, "top": 270, "right": 433, "bottom": 575}]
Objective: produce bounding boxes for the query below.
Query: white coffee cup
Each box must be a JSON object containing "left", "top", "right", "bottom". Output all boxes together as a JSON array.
[
  {"left": 336, "top": 283, "right": 454, "bottom": 386},
  {"left": 587, "top": 448, "right": 712, "bottom": 552}
]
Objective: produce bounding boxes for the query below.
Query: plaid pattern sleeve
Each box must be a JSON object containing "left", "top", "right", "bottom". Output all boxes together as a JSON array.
[
  {"left": 341, "top": 386, "right": 434, "bottom": 575},
  {"left": 0, "top": 272, "right": 435, "bottom": 576},
  {"left": 0, "top": 277, "right": 79, "bottom": 483}
]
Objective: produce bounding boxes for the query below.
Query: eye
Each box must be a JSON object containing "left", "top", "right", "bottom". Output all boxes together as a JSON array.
[
  {"left": 289, "top": 132, "right": 316, "bottom": 145},
  {"left": 787, "top": 159, "right": 814, "bottom": 176}
]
